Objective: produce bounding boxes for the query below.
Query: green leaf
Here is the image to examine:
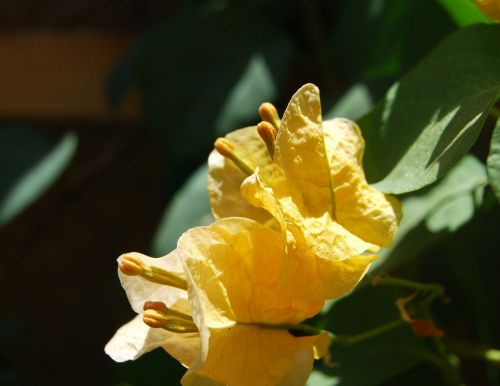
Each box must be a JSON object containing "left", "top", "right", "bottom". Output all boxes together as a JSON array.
[
  {"left": 324, "top": 83, "right": 373, "bottom": 121},
  {"left": 0, "top": 128, "right": 77, "bottom": 226},
  {"left": 486, "top": 118, "right": 500, "bottom": 201},
  {"left": 151, "top": 164, "right": 213, "bottom": 255},
  {"left": 360, "top": 24, "right": 500, "bottom": 194},
  {"left": 309, "top": 286, "right": 426, "bottom": 386},
  {"left": 214, "top": 53, "right": 278, "bottom": 135},
  {"left": 426, "top": 194, "right": 476, "bottom": 233},
  {"left": 372, "top": 155, "right": 487, "bottom": 272},
  {"left": 436, "top": 0, "right": 492, "bottom": 27}
]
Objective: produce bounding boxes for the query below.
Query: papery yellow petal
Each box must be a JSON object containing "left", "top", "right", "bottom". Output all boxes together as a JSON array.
[
  {"left": 208, "top": 126, "right": 273, "bottom": 222},
  {"left": 105, "top": 315, "right": 200, "bottom": 366},
  {"left": 177, "top": 217, "right": 323, "bottom": 327},
  {"left": 242, "top": 175, "right": 374, "bottom": 262},
  {"left": 118, "top": 252, "right": 187, "bottom": 314},
  {"left": 272, "top": 83, "right": 333, "bottom": 219},
  {"left": 299, "top": 213, "right": 376, "bottom": 261},
  {"left": 182, "top": 326, "right": 319, "bottom": 386},
  {"left": 241, "top": 171, "right": 285, "bottom": 230},
  {"left": 323, "top": 119, "right": 402, "bottom": 247},
  {"left": 281, "top": 223, "right": 377, "bottom": 300}
]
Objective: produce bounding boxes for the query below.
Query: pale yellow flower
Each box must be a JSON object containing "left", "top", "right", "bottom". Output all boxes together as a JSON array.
[
  {"left": 106, "top": 218, "right": 329, "bottom": 386},
  {"left": 209, "top": 84, "right": 401, "bottom": 300},
  {"left": 476, "top": 0, "right": 500, "bottom": 21},
  {"left": 105, "top": 252, "right": 200, "bottom": 365}
]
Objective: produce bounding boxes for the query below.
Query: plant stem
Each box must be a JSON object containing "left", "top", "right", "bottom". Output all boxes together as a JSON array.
[
  {"left": 372, "top": 276, "right": 444, "bottom": 296},
  {"left": 333, "top": 318, "right": 405, "bottom": 346}
]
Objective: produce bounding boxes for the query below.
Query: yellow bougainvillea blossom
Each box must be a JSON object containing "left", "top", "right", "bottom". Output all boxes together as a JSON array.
[
  {"left": 208, "top": 83, "right": 401, "bottom": 300},
  {"left": 476, "top": 0, "right": 500, "bottom": 21},
  {"left": 106, "top": 217, "right": 330, "bottom": 386}
]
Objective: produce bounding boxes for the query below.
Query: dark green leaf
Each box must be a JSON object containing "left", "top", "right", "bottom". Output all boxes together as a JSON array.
[
  {"left": 324, "top": 83, "right": 373, "bottom": 121},
  {"left": 308, "top": 286, "right": 426, "bottom": 386},
  {"left": 151, "top": 164, "right": 213, "bottom": 255},
  {"left": 360, "top": 24, "right": 500, "bottom": 194},
  {"left": 372, "top": 155, "right": 486, "bottom": 272},
  {"left": 486, "top": 118, "right": 500, "bottom": 201},
  {"left": 0, "top": 128, "right": 77, "bottom": 226}
]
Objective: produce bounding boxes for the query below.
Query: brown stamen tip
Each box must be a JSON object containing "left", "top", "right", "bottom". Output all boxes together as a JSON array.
[
  {"left": 214, "top": 138, "right": 235, "bottom": 158},
  {"left": 258, "top": 102, "right": 280, "bottom": 129},
  {"left": 143, "top": 301, "right": 168, "bottom": 313},
  {"left": 257, "top": 121, "right": 277, "bottom": 142},
  {"left": 119, "top": 255, "right": 144, "bottom": 276},
  {"left": 143, "top": 309, "right": 168, "bottom": 328}
]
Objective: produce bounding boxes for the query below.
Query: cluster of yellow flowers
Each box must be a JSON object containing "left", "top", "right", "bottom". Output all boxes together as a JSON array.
[{"left": 105, "top": 84, "right": 402, "bottom": 385}]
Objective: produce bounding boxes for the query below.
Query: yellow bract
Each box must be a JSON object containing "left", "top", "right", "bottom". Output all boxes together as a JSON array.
[
  {"left": 106, "top": 218, "right": 328, "bottom": 386},
  {"left": 107, "top": 83, "right": 402, "bottom": 385},
  {"left": 179, "top": 218, "right": 326, "bottom": 385},
  {"left": 208, "top": 83, "right": 401, "bottom": 300}
]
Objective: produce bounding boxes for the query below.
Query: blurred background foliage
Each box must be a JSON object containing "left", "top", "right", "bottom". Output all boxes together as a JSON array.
[{"left": 0, "top": 0, "right": 499, "bottom": 385}]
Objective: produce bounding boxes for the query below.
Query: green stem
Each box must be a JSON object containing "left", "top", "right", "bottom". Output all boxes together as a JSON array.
[
  {"left": 256, "top": 322, "right": 331, "bottom": 338},
  {"left": 333, "top": 318, "right": 405, "bottom": 346},
  {"left": 373, "top": 276, "right": 444, "bottom": 296}
]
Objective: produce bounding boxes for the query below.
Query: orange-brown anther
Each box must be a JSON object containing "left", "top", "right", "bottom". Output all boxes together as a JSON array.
[
  {"left": 214, "top": 138, "right": 235, "bottom": 158},
  {"left": 144, "top": 301, "right": 169, "bottom": 313},
  {"left": 143, "top": 308, "right": 168, "bottom": 329},
  {"left": 143, "top": 301, "right": 198, "bottom": 333},
  {"left": 257, "top": 121, "right": 277, "bottom": 142},
  {"left": 258, "top": 102, "right": 281, "bottom": 129},
  {"left": 119, "top": 255, "right": 144, "bottom": 276},
  {"left": 257, "top": 121, "right": 277, "bottom": 158},
  {"left": 214, "top": 137, "right": 255, "bottom": 176}
]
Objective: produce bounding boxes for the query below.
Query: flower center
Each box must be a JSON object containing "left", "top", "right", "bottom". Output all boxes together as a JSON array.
[
  {"left": 143, "top": 301, "right": 198, "bottom": 333},
  {"left": 119, "top": 255, "right": 187, "bottom": 290},
  {"left": 213, "top": 102, "right": 281, "bottom": 175}
]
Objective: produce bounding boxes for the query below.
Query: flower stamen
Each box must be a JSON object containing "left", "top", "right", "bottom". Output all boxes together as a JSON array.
[
  {"left": 119, "top": 255, "right": 187, "bottom": 290},
  {"left": 143, "top": 301, "right": 198, "bottom": 333},
  {"left": 257, "top": 121, "right": 277, "bottom": 158},
  {"left": 258, "top": 102, "right": 281, "bottom": 130},
  {"left": 214, "top": 138, "right": 256, "bottom": 176}
]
